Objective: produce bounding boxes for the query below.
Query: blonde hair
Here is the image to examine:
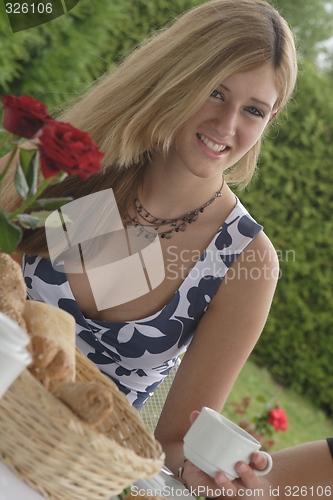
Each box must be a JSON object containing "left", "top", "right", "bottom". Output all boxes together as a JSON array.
[
  {"left": 18, "top": 0, "right": 298, "bottom": 254},
  {"left": 62, "top": 0, "right": 297, "bottom": 176}
]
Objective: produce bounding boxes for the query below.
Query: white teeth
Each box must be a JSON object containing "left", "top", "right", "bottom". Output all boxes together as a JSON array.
[{"left": 198, "top": 134, "right": 227, "bottom": 153}]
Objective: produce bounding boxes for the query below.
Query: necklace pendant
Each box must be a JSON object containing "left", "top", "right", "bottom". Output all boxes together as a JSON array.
[
  {"left": 171, "top": 220, "right": 177, "bottom": 226},
  {"left": 176, "top": 223, "right": 187, "bottom": 232},
  {"left": 188, "top": 213, "right": 198, "bottom": 223},
  {"left": 161, "top": 230, "right": 173, "bottom": 239}
]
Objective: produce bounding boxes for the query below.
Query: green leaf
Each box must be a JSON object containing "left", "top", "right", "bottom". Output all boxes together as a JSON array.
[
  {"left": 30, "top": 197, "right": 73, "bottom": 210},
  {"left": 256, "top": 395, "right": 267, "bottom": 404},
  {"left": 15, "top": 213, "right": 40, "bottom": 230},
  {"left": 0, "top": 210, "right": 22, "bottom": 253},
  {"left": 18, "top": 149, "right": 39, "bottom": 196},
  {"left": 14, "top": 163, "right": 30, "bottom": 200},
  {"left": 26, "top": 151, "right": 39, "bottom": 196},
  {"left": 19, "top": 148, "right": 37, "bottom": 173},
  {"left": 28, "top": 210, "right": 72, "bottom": 228}
]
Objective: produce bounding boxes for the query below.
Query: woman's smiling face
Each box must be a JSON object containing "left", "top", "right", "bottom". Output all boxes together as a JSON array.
[{"left": 166, "top": 64, "right": 278, "bottom": 180}]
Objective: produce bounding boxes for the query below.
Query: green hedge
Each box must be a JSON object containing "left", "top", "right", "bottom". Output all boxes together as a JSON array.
[
  {"left": 0, "top": 0, "right": 201, "bottom": 111},
  {"left": 236, "top": 61, "right": 333, "bottom": 415}
]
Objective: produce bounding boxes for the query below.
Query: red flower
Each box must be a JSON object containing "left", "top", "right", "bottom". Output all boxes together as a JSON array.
[
  {"left": 268, "top": 408, "right": 288, "bottom": 432},
  {"left": 38, "top": 121, "right": 104, "bottom": 180},
  {"left": 1, "top": 95, "right": 51, "bottom": 139}
]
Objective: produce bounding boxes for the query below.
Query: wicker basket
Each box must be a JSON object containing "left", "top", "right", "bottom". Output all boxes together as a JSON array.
[{"left": 0, "top": 348, "right": 164, "bottom": 500}]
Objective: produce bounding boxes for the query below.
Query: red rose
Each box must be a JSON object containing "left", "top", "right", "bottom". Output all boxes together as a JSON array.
[
  {"left": 1, "top": 95, "right": 51, "bottom": 139},
  {"left": 38, "top": 121, "right": 104, "bottom": 180},
  {"left": 268, "top": 408, "right": 288, "bottom": 432}
]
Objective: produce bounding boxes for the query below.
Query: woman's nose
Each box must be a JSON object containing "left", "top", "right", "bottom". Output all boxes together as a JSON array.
[{"left": 213, "top": 107, "right": 237, "bottom": 137}]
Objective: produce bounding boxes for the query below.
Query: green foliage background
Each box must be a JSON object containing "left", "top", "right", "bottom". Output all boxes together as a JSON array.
[
  {"left": 236, "top": 61, "right": 333, "bottom": 416},
  {"left": 1, "top": 0, "right": 333, "bottom": 414},
  {"left": 0, "top": 0, "right": 202, "bottom": 111}
]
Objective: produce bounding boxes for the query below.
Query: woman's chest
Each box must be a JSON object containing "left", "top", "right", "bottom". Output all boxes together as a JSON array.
[{"left": 66, "top": 225, "right": 217, "bottom": 323}]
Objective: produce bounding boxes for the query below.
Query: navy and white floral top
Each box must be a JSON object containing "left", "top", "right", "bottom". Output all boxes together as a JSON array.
[{"left": 23, "top": 198, "right": 262, "bottom": 409}]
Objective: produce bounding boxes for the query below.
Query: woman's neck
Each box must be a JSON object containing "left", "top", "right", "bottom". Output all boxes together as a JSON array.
[{"left": 139, "top": 159, "right": 225, "bottom": 220}]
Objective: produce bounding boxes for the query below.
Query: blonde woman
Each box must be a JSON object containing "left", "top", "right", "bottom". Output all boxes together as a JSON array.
[{"left": 2, "top": 0, "right": 298, "bottom": 494}]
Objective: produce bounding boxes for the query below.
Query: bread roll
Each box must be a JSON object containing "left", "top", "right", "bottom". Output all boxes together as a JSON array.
[
  {"left": 23, "top": 301, "right": 76, "bottom": 390},
  {"left": 0, "top": 253, "right": 27, "bottom": 329},
  {"left": 53, "top": 382, "right": 114, "bottom": 427}
]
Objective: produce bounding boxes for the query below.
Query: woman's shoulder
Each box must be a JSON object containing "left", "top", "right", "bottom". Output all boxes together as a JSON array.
[
  {"left": 211, "top": 194, "right": 264, "bottom": 255},
  {"left": 217, "top": 192, "right": 278, "bottom": 275}
]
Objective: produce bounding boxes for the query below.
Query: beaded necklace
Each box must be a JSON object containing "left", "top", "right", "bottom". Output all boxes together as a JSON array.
[{"left": 125, "top": 176, "right": 224, "bottom": 240}]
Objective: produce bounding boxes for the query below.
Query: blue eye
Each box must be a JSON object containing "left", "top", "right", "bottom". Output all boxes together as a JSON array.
[
  {"left": 210, "top": 89, "right": 224, "bottom": 100},
  {"left": 247, "top": 106, "right": 264, "bottom": 118}
]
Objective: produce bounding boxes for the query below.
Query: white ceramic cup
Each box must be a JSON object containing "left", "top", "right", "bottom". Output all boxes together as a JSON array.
[
  {"left": 183, "top": 406, "right": 273, "bottom": 481},
  {"left": 0, "top": 346, "right": 31, "bottom": 399},
  {"left": 0, "top": 334, "right": 30, "bottom": 353},
  {"left": 0, "top": 313, "right": 32, "bottom": 399},
  {"left": 0, "top": 312, "right": 31, "bottom": 347}
]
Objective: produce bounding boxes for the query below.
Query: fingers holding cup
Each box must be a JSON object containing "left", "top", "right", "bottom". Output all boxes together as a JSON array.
[{"left": 184, "top": 407, "right": 273, "bottom": 482}]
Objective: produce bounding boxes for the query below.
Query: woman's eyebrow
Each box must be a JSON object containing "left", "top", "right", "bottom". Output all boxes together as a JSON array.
[
  {"left": 218, "top": 84, "right": 272, "bottom": 111},
  {"left": 250, "top": 97, "right": 272, "bottom": 111},
  {"left": 219, "top": 84, "right": 231, "bottom": 92}
]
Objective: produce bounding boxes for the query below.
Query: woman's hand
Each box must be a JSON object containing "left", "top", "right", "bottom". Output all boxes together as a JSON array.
[
  {"left": 179, "top": 411, "right": 271, "bottom": 498},
  {"left": 180, "top": 452, "right": 269, "bottom": 497},
  {"left": 214, "top": 452, "right": 270, "bottom": 497}
]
